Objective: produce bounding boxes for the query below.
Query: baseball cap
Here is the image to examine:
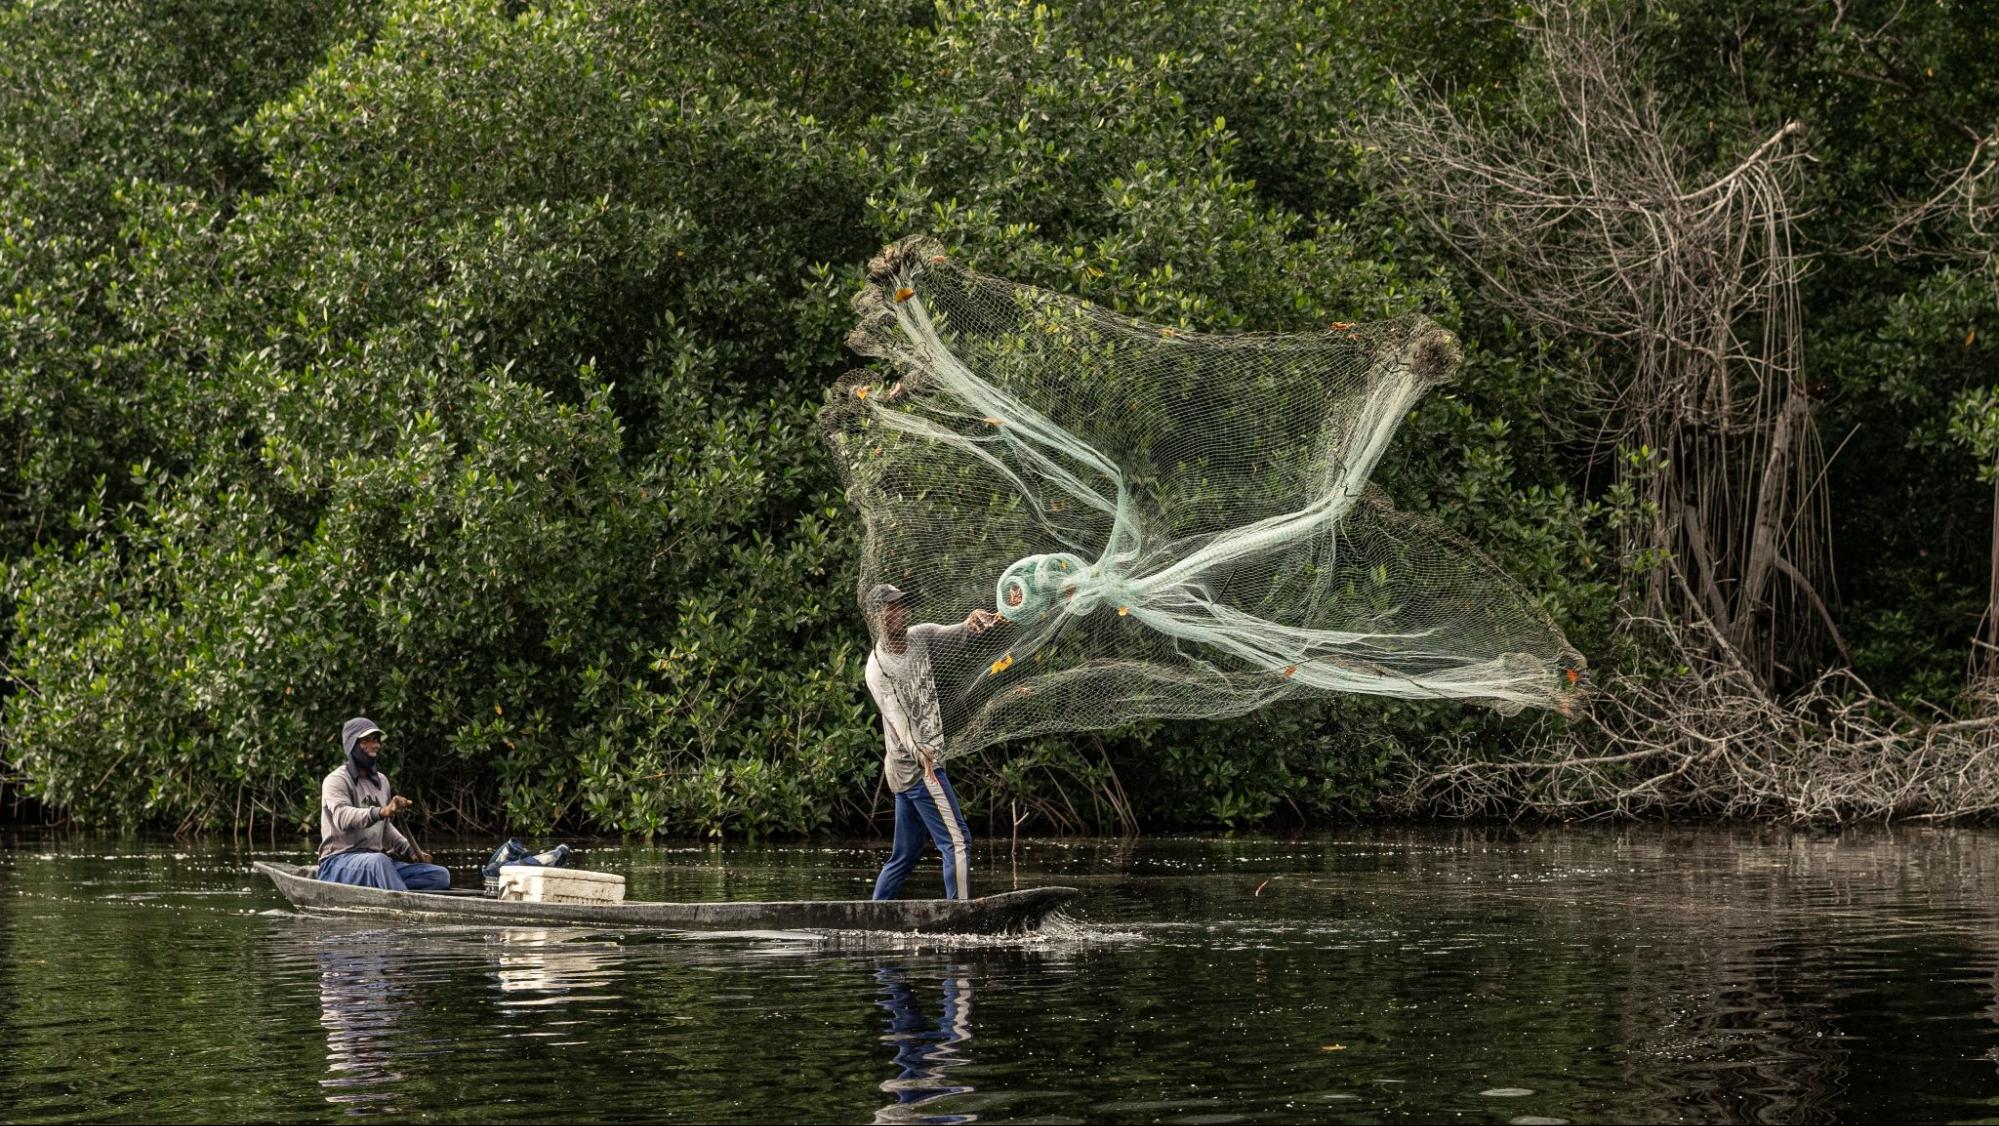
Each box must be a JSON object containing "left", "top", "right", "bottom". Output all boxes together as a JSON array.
[{"left": 865, "top": 583, "right": 915, "bottom": 614}]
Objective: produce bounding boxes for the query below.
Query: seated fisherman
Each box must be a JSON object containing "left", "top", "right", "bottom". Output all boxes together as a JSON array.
[
  {"left": 317, "top": 717, "right": 450, "bottom": 891},
  {"left": 865, "top": 584, "right": 1000, "bottom": 901}
]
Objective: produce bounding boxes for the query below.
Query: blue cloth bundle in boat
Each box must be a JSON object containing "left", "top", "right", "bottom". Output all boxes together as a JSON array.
[{"left": 480, "top": 839, "right": 572, "bottom": 876}]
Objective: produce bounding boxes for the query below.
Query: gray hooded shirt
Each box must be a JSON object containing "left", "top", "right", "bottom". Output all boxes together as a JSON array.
[{"left": 317, "top": 718, "right": 415, "bottom": 861}]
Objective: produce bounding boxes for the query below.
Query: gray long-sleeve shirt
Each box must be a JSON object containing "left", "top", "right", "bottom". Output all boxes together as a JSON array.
[{"left": 317, "top": 763, "right": 415, "bottom": 861}]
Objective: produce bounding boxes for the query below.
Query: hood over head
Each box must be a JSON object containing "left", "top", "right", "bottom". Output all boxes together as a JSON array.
[{"left": 342, "top": 717, "right": 385, "bottom": 779}]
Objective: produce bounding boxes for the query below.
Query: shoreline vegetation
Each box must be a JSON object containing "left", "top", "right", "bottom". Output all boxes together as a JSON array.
[{"left": 3, "top": 0, "right": 1998, "bottom": 837}]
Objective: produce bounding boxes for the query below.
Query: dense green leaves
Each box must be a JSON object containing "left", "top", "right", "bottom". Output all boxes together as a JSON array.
[{"left": 3, "top": 0, "right": 1996, "bottom": 834}]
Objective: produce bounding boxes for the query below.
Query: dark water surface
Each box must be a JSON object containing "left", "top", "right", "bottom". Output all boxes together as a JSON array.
[{"left": 7, "top": 827, "right": 1999, "bottom": 1123}]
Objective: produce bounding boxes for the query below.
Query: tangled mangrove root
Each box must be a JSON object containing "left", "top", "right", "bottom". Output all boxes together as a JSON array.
[{"left": 1395, "top": 620, "right": 1999, "bottom": 824}]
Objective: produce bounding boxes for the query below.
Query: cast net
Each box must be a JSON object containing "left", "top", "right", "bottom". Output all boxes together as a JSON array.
[{"left": 822, "top": 237, "right": 1584, "bottom": 762}]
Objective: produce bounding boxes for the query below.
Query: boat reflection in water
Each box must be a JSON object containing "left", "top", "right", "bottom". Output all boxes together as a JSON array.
[
  {"left": 311, "top": 924, "right": 625, "bottom": 1117},
  {"left": 490, "top": 927, "right": 622, "bottom": 1005},
  {"left": 874, "top": 964, "right": 976, "bottom": 1124},
  {"left": 316, "top": 933, "right": 408, "bottom": 1116}
]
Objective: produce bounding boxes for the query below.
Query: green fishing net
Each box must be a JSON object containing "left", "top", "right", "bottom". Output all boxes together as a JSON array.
[{"left": 822, "top": 237, "right": 1583, "bottom": 762}]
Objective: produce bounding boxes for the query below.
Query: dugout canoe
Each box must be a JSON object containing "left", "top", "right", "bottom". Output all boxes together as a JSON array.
[{"left": 253, "top": 862, "right": 1078, "bottom": 934}]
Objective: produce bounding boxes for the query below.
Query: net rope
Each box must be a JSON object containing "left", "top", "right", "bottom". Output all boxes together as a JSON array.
[{"left": 823, "top": 237, "right": 1584, "bottom": 762}]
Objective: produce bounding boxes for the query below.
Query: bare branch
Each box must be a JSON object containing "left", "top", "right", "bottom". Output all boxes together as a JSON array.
[
  {"left": 1365, "top": 0, "right": 1828, "bottom": 689},
  {"left": 1392, "top": 617, "right": 1999, "bottom": 824}
]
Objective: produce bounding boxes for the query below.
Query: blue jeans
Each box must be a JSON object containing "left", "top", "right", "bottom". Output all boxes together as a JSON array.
[
  {"left": 317, "top": 851, "right": 451, "bottom": 892},
  {"left": 875, "top": 966, "right": 973, "bottom": 1107},
  {"left": 873, "top": 768, "right": 971, "bottom": 901}
]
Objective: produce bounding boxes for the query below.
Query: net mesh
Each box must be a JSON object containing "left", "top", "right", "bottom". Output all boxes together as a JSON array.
[{"left": 822, "top": 237, "right": 1584, "bottom": 762}]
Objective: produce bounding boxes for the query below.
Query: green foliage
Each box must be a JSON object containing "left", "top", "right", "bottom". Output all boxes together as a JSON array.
[
  {"left": 1954, "top": 388, "right": 1999, "bottom": 482},
  {"left": 4, "top": 0, "right": 1996, "bottom": 834},
  {"left": 2, "top": 0, "right": 891, "bottom": 834}
]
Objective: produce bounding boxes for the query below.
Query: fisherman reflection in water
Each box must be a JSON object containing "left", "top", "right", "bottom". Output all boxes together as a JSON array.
[
  {"left": 317, "top": 936, "right": 408, "bottom": 1115},
  {"left": 316, "top": 717, "right": 450, "bottom": 891},
  {"left": 874, "top": 965, "right": 975, "bottom": 1124},
  {"left": 864, "top": 584, "right": 1000, "bottom": 901}
]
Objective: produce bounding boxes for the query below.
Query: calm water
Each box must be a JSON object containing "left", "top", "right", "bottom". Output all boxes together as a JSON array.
[{"left": 6, "top": 826, "right": 1999, "bottom": 1123}]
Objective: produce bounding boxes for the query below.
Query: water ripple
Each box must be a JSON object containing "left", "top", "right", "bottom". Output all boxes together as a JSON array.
[{"left": 7, "top": 827, "right": 1999, "bottom": 1123}]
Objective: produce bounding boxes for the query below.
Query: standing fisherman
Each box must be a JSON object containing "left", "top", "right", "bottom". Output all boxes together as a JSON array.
[
  {"left": 864, "top": 584, "right": 1001, "bottom": 900},
  {"left": 316, "top": 717, "right": 451, "bottom": 891}
]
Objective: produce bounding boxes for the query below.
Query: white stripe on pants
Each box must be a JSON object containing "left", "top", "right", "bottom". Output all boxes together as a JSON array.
[{"left": 923, "top": 773, "right": 971, "bottom": 900}]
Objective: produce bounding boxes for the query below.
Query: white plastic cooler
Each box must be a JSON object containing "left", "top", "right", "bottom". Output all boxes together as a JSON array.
[{"left": 495, "top": 865, "right": 626, "bottom": 904}]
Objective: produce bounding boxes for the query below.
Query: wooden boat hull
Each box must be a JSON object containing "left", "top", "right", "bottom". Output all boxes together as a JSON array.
[{"left": 254, "top": 862, "right": 1077, "bottom": 934}]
